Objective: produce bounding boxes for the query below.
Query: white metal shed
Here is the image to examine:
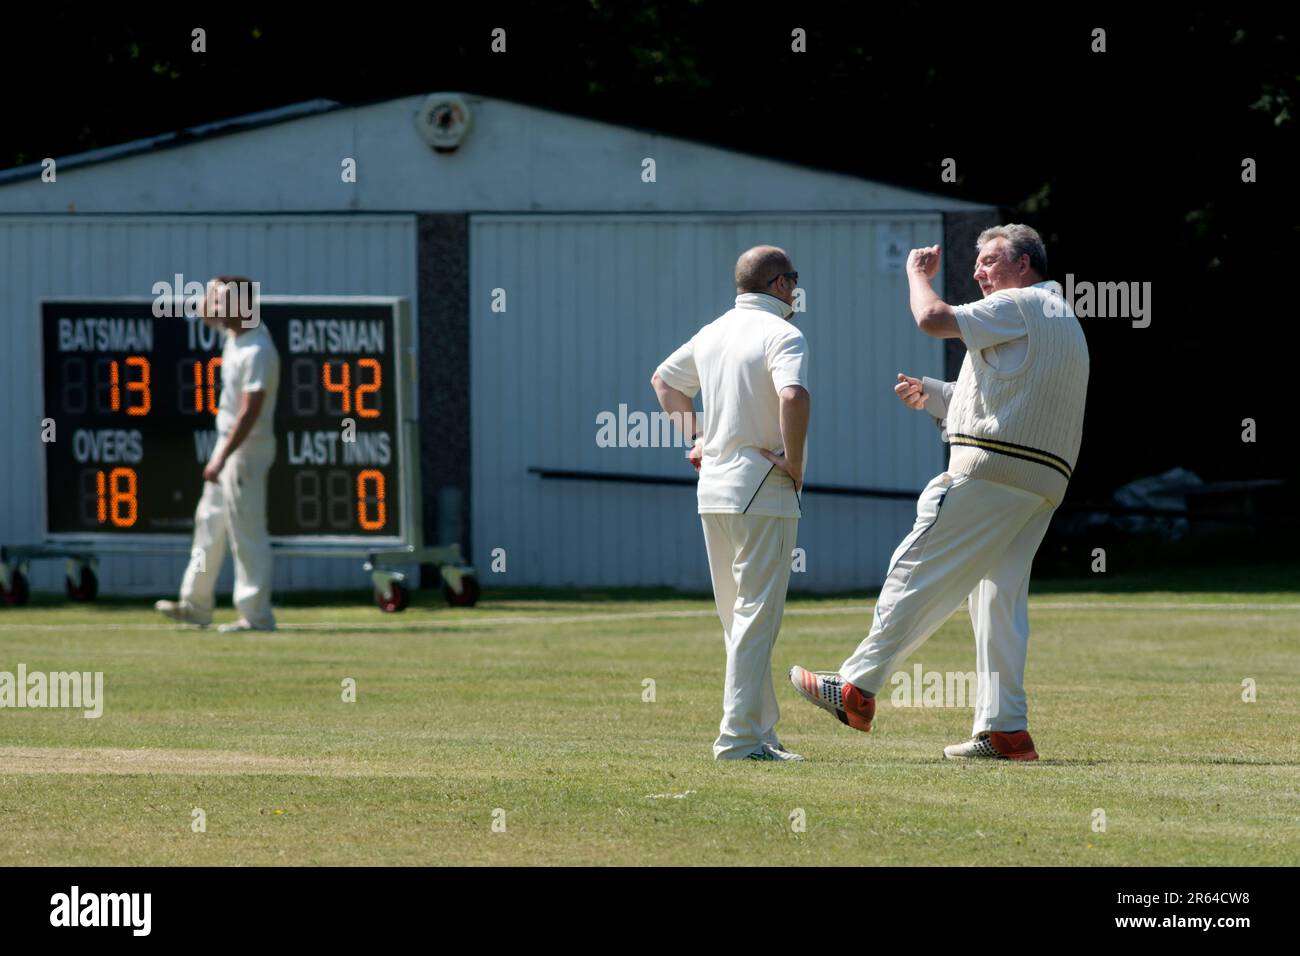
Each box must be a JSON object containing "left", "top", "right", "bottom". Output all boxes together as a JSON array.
[{"left": 0, "top": 94, "right": 996, "bottom": 594}]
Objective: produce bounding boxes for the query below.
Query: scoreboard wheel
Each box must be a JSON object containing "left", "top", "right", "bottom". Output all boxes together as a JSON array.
[
  {"left": 0, "top": 569, "right": 30, "bottom": 607},
  {"left": 65, "top": 566, "right": 99, "bottom": 602},
  {"left": 443, "top": 575, "right": 480, "bottom": 608},
  {"left": 375, "top": 581, "right": 410, "bottom": 613}
]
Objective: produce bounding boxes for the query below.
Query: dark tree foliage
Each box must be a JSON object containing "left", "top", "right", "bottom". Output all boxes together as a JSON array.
[{"left": 2, "top": 2, "right": 1294, "bottom": 496}]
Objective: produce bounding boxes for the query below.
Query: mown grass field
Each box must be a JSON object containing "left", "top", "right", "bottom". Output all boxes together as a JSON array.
[{"left": 1, "top": 570, "right": 1297, "bottom": 866}]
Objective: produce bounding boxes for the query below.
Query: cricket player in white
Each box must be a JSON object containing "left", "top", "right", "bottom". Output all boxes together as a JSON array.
[
  {"left": 790, "top": 225, "right": 1088, "bottom": 760},
  {"left": 652, "top": 246, "right": 811, "bottom": 762},
  {"left": 156, "top": 277, "right": 281, "bottom": 633}
]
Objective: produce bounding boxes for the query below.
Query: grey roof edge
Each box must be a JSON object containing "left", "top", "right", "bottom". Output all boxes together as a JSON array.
[
  {"left": 0, "top": 209, "right": 963, "bottom": 219},
  {"left": 0, "top": 92, "right": 998, "bottom": 212},
  {"left": 0, "top": 99, "right": 344, "bottom": 186},
  {"left": 461, "top": 92, "right": 999, "bottom": 212}
]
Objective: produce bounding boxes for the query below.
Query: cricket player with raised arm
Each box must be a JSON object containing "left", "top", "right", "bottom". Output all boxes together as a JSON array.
[
  {"left": 155, "top": 276, "right": 281, "bottom": 633},
  {"left": 652, "top": 245, "right": 811, "bottom": 762},
  {"left": 789, "top": 224, "right": 1088, "bottom": 760}
]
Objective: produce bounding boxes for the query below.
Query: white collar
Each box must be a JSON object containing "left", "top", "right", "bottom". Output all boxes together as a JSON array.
[{"left": 735, "top": 292, "right": 793, "bottom": 319}]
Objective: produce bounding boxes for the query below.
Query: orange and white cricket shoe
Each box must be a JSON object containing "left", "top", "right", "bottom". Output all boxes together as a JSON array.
[
  {"left": 943, "top": 730, "right": 1039, "bottom": 761},
  {"left": 788, "top": 665, "right": 876, "bottom": 732}
]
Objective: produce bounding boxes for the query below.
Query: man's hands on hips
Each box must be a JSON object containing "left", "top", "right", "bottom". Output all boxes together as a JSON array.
[
  {"left": 760, "top": 448, "right": 803, "bottom": 493},
  {"left": 763, "top": 383, "right": 810, "bottom": 493},
  {"left": 895, "top": 372, "right": 927, "bottom": 410}
]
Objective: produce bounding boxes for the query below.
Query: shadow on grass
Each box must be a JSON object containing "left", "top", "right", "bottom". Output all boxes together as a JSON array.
[
  {"left": 1027, "top": 562, "right": 1300, "bottom": 595},
  {"left": 277, "top": 624, "right": 487, "bottom": 636},
  {"left": 833, "top": 756, "right": 1300, "bottom": 767},
  {"left": 786, "top": 757, "right": 1109, "bottom": 768},
  {"left": 477, "top": 561, "right": 1299, "bottom": 602},
  {"left": 13, "top": 561, "right": 1298, "bottom": 611}
]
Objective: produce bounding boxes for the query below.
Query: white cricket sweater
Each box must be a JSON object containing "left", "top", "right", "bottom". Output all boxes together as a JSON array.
[{"left": 945, "top": 284, "right": 1089, "bottom": 506}]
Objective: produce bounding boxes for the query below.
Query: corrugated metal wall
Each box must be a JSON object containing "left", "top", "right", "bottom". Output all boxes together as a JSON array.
[
  {"left": 470, "top": 213, "right": 947, "bottom": 591},
  {"left": 0, "top": 214, "right": 417, "bottom": 595}
]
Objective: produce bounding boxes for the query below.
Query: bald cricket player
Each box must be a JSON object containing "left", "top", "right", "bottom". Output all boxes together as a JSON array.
[{"left": 652, "top": 245, "right": 811, "bottom": 761}]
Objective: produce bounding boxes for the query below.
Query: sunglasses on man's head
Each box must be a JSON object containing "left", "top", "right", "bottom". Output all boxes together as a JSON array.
[{"left": 767, "top": 271, "right": 798, "bottom": 286}]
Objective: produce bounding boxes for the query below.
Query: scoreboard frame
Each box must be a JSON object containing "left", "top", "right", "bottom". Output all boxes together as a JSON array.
[
  {"left": 3, "top": 293, "right": 478, "bottom": 611},
  {"left": 36, "top": 297, "right": 421, "bottom": 554},
  {"left": 36, "top": 295, "right": 425, "bottom": 556}
]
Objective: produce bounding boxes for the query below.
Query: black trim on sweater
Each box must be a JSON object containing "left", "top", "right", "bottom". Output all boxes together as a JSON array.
[{"left": 948, "top": 433, "right": 1073, "bottom": 480}]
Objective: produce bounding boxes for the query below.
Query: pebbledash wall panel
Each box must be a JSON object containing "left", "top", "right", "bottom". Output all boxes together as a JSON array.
[
  {"left": 469, "top": 213, "right": 948, "bottom": 592},
  {"left": 0, "top": 214, "right": 417, "bottom": 595}
]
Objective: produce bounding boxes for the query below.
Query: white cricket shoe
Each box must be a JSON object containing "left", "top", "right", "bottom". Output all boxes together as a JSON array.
[
  {"left": 745, "top": 743, "right": 806, "bottom": 762},
  {"left": 217, "top": 619, "right": 277, "bottom": 633},
  {"left": 154, "top": 600, "right": 211, "bottom": 627}
]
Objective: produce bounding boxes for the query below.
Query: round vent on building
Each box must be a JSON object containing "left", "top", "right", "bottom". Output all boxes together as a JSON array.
[{"left": 415, "top": 93, "right": 472, "bottom": 153}]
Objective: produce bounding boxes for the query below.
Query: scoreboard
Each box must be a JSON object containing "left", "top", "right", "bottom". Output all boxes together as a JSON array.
[{"left": 40, "top": 297, "right": 419, "bottom": 548}]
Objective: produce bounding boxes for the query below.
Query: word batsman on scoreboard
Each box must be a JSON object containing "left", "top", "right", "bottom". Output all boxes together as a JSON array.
[
  {"left": 281, "top": 313, "right": 398, "bottom": 539},
  {"left": 42, "top": 300, "right": 407, "bottom": 544}
]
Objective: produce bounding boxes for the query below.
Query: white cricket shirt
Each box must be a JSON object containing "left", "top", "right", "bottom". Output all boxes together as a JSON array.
[
  {"left": 951, "top": 279, "right": 1066, "bottom": 371},
  {"left": 655, "top": 293, "right": 809, "bottom": 518},
  {"left": 216, "top": 323, "right": 280, "bottom": 442}
]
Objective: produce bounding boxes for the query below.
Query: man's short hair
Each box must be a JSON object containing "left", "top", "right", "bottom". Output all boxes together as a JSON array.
[
  {"left": 206, "top": 275, "right": 257, "bottom": 319},
  {"left": 735, "top": 245, "right": 793, "bottom": 293},
  {"left": 976, "top": 224, "right": 1048, "bottom": 277}
]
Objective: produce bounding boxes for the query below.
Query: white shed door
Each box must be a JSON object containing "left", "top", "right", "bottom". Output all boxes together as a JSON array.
[{"left": 470, "top": 214, "right": 946, "bottom": 591}]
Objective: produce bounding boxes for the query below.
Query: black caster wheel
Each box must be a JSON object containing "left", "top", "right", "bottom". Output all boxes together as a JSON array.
[
  {"left": 442, "top": 575, "right": 479, "bottom": 607},
  {"left": 1, "top": 569, "right": 30, "bottom": 607},
  {"left": 66, "top": 566, "right": 98, "bottom": 602},
  {"left": 375, "top": 581, "right": 410, "bottom": 613}
]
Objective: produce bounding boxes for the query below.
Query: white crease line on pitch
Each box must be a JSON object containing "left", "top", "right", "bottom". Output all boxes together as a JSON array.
[
  {"left": 281, "top": 601, "right": 1300, "bottom": 628},
  {"left": 1030, "top": 601, "right": 1300, "bottom": 611},
  {"left": 0, "top": 600, "right": 1296, "bottom": 632}
]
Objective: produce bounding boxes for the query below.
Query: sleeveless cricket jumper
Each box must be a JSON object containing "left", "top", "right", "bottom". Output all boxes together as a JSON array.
[
  {"left": 946, "top": 287, "right": 1089, "bottom": 507},
  {"left": 840, "top": 283, "right": 1089, "bottom": 735}
]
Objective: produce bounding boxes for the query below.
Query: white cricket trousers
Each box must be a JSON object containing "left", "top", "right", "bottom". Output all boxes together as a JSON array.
[
  {"left": 840, "top": 472, "right": 1055, "bottom": 735},
  {"left": 179, "top": 438, "right": 277, "bottom": 628},
  {"left": 701, "top": 513, "right": 799, "bottom": 759}
]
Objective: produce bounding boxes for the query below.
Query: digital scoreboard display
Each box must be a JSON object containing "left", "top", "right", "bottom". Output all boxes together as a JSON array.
[{"left": 41, "top": 298, "right": 414, "bottom": 545}]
